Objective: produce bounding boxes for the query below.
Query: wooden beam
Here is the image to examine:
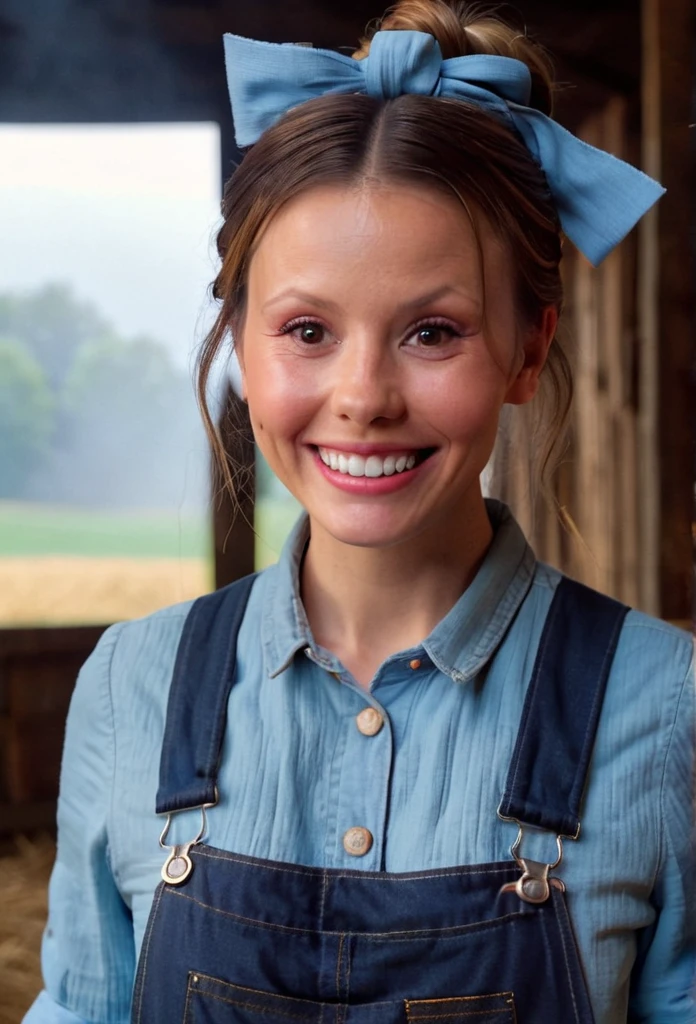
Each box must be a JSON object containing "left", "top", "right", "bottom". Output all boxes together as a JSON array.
[
  {"left": 639, "top": 0, "right": 694, "bottom": 621},
  {"left": 213, "top": 384, "right": 256, "bottom": 588},
  {"left": 211, "top": 123, "right": 257, "bottom": 589},
  {"left": 0, "top": 625, "right": 107, "bottom": 657}
]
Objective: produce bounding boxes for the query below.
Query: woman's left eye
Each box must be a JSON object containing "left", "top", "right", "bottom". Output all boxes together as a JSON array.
[{"left": 405, "top": 322, "right": 461, "bottom": 348}]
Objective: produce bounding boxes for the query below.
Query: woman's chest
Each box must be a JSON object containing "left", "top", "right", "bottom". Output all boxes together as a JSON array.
[{"left": 114, "top": 662, "right": 661, "bottom": 969}]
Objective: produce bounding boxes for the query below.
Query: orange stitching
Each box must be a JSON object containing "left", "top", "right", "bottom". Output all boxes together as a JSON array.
[
  {"left": 193, "top": 847, "right": 512, "bottom": 882},
  {"left": 549, "top": 892, "right": 581, "bottom": 1024},
  {"left": 335, "top": 934, "right": 345, "bottom": 999},
  {"left": 166, "top": 888, "right": 522, "bottom": 942},
  {"left": 182, "top": 973, "right": 194, "bottom": 1023},
  {"left": 405, "top": 1012, "right": 514, "bottom": 1020},
  {"left": 189, "top": 993, "right": 317, "bottom": 1020},
  {"left": 406, "top": 994, "right": 514, "bottom": 1006},
  {"left": 189, "top": 974, "right": 321, "bottom": 1006},
  {"left": 344, "top": 935, "right": 352, "bottom": 1001},
  {"left": 360, "top": 915, "right": 522, "bottom": 942},
  {"left": 404, "top": 993, "right": 516, "bottom": 1021},
  {"left": 132, "top": 883, "right": 164, "bottom": 1024}
]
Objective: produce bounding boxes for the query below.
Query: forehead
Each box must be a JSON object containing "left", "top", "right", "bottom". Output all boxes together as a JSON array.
[{"left": 248, "top": 183, "right": 510, "bottom": 299}]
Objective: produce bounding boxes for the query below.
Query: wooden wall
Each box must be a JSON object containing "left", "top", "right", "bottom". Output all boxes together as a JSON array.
[
  {"left": 0, "top": 627, "right": 106, "bottom": 835},
  {"left": 492, "top": 72, "right": 692, "bottom": 627}
]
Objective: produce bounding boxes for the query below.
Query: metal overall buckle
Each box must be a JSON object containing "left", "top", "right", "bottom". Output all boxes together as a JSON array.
[
  {"left": 158, "top": 794, "right": 216, "bottom": 886},
  {"left": 499, "top": 824, "right": 565, "bottom": 905}
]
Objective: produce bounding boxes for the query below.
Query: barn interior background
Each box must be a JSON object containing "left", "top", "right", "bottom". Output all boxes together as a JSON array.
[{"left": 0, "top": 0, "right": 693, "bottom": 1018}]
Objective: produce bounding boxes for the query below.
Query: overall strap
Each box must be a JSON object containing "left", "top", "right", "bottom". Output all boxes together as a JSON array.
[
  {"left": 156, "top": 574, "right": 258, "bottom": 815},
  {"left": 498, "top": 577, "right": 629, "bottom": 838}
]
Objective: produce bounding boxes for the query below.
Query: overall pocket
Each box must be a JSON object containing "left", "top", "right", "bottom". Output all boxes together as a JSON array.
[
  {"left": 183, "top": 973, "right": 326, "bottom": 1024},
  {"left": 405, "top": 994, "right": 516, "bottom": 1024}
]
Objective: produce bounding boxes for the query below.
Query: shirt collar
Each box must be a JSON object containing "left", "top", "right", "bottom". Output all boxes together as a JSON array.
[
  {"left": 262, "top": 514, "right": 314, "bottom": 678},
  {"left": 262, "top": 499, "right": 536, "bottom": 683}
]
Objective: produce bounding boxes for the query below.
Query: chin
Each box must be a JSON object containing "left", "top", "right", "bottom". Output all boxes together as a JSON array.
[{"left": 309, "top": 507, "right": 432, "bottom": 551}]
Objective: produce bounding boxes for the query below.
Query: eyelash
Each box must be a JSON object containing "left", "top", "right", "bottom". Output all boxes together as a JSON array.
[{"left": 278, "top": 316, "right": 463, "bottom": 347}]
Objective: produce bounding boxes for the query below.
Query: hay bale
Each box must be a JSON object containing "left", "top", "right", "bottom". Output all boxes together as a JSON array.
[{"left": 0, "top": 834, "right": 54, "bottom": 1024}]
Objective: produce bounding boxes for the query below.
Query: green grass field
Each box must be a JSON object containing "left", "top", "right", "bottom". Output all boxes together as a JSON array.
[
  {"left": 0, "top": 501, "right": 211, "bottom": 559},
  {"left": 0, "top": 498, "right": 301, "bottom": 566},
  {"left": 0, "top": 498, "right": 301, "bottom": 625}
]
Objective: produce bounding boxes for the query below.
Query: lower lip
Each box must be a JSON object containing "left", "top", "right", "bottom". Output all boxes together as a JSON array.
[{"left": 312, "top": 450, "right": 432, "bottom": 495}]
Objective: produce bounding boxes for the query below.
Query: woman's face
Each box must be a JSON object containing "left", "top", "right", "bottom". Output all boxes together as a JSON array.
[{"left": 239, "top": 183, "right": 553, "bottom": 550}]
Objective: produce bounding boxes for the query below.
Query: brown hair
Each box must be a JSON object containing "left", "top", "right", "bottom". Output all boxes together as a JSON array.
[{"left": 199, "top": 0, "right": 571, "bottom": 510}]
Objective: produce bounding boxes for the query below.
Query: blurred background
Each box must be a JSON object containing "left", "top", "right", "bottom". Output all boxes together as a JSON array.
[{"left": 0, "top": 0, "right": 692, "bottom": 1019}]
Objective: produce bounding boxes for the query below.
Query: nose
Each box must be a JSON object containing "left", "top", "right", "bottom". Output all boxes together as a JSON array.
[{"left": 328, "top": 336, "right": 407, "bottom": 426}]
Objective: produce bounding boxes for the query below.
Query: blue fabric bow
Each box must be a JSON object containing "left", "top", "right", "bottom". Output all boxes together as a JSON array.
[{"left": 224, "top": 30, "right": 664, "bottom": 266}]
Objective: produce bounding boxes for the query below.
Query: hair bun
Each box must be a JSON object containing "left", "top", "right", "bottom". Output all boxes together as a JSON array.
[{"left": 355, "top": 0, "right": 554, "bottom": 115}]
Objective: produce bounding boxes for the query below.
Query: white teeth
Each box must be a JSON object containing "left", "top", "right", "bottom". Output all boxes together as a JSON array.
[
  {"left": 348, "top": 455, "right": 365, "bottom": 476},
  {"left": 364, "top": 455, "right": 384, "bottom": 478},
  {"left": 318, "top": 447, "right": 424, "bottom": 478}
]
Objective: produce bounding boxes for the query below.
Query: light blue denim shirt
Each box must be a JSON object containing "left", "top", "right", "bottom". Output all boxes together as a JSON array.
[{"left": 25, "top": 501, "right": 694, "bottom": 1024}]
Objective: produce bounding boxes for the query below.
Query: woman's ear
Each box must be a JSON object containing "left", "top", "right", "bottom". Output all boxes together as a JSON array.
[{"left": 504, "top": 305, "right": 558, "bottom": 406}]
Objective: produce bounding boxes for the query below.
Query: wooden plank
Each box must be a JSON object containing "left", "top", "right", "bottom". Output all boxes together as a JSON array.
[
  {"left": 0, "top": 626, "right": 107, "bottom": 657},
  {"left": 639, "top": 0, "right": 693, "bottom": 620},
  {"left": 602, "top": 99, "right": 640, "bottom": 604},
  {"left": 0, "top": 629, "right": 104, "bottom": 806},
  {"left": 0, "top": 800, "right": 57, "bottom": 838}
]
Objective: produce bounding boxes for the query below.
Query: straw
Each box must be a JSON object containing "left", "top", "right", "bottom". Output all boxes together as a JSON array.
[{"left": 0, "top": 834, "right": 54, "bottom": 1024}]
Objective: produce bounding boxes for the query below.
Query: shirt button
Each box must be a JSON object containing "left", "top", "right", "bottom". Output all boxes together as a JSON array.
[
  {"left": 409, "top": 658, "right": 422, "bottom": 670},
  {"left": 356, "top": 707, "right": 384, "bottom": 736},
  {"left": 343, "top": 827, "right": 374, "bottom": 857}
]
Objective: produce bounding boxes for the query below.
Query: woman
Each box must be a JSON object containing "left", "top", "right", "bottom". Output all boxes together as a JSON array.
[{"left": 25, "top": 2, "right": 693, "bottom": 1022}]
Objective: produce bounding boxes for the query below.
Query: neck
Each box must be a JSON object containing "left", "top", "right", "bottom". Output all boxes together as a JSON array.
[{"left": 300, "top": 496, "right": 494, "bottom": 688}]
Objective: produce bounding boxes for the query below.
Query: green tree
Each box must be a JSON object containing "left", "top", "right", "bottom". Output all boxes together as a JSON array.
[
  {"left": 0, "top": 283, "right": 111, "bottom": 392},
  {"left": 60, "top": 334, "right": 202, "bottom": 506},
  {"left": 64, "top": 333, "right": 184, "bottom": 424},
  {"left": 0, "top": 338, "right": 55, "bottom": 498}
]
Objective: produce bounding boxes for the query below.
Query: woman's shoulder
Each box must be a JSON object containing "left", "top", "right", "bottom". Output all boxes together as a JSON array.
[
  {"left": 530, "top": 560, "right": 693, "bottom": 681},
  {"left": 84, "top": 567, "right": 274, "bottom": 712},
  {"left": 107, "top": 566, "right": 273, "bottom": 658}
]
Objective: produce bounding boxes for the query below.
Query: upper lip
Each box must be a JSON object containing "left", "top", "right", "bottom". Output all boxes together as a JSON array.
[{"left": 310, "top": 442, "right": 431, "bottom": 455}]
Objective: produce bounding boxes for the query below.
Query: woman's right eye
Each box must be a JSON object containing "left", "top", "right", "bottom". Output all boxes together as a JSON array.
[{"left": 281, "top": 320, "right": 327, "bottom": 344}]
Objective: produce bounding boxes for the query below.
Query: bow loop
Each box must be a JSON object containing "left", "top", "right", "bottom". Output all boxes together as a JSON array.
[
  {"left": 440, "top": 53, "right": 531, "bottom": 105},
  {"left": 364, "top": 30, "right": 442, "bottom": 99}
]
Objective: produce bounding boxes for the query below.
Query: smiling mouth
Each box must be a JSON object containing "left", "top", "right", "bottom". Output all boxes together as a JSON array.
[{"left": 315, "top": 446, "right": 436, "bottom": 479}]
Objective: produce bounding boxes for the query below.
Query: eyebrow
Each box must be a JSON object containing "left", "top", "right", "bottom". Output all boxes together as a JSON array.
[{"left": 261, "top": 284, "right": 479, "bottom": 314}]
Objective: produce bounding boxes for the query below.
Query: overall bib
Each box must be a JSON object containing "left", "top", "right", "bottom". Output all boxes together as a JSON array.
[{"left": 131, "top": 576, "right": 628, "bottom": 1024}]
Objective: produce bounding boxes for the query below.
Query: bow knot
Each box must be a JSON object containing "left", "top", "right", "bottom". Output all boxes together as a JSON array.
[{"left": 364, "top": 30, "right": 442, "bottom": 99}]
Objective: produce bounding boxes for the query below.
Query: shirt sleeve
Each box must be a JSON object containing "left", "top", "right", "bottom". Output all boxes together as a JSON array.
[
  {"left": 629, "top": 645, "right": 696, "bottom": 1021},
  {"left": 23, "top": 624, "right": 136, "bottom": 1024}
]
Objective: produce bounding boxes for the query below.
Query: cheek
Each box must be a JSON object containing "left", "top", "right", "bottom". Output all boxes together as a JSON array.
[
  {"left": 243, "top": 346, "right": 320, "bottom": 449},
  {"left": 411, "top": 357, "right": 509, "bottom": 443}
]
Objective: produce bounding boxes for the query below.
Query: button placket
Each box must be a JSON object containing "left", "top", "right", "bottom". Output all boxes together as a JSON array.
[{"left": 331, "top": 691, "right": 391, "bottom": 867}]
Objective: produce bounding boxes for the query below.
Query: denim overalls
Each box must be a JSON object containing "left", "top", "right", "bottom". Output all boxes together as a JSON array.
[{"left": 131, "top": 575, "right": 628, "bottom": 1024}]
